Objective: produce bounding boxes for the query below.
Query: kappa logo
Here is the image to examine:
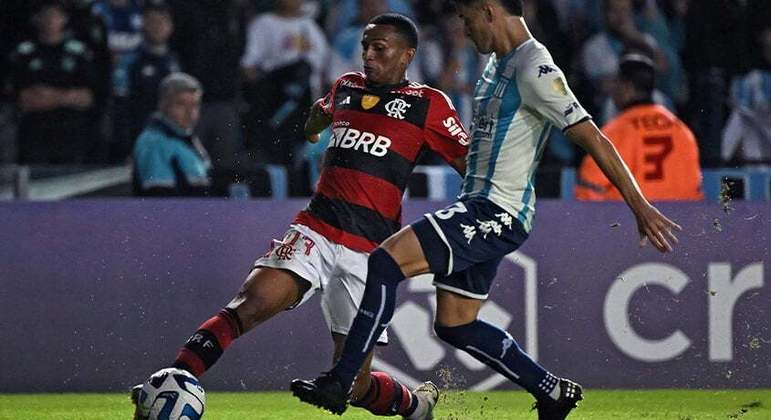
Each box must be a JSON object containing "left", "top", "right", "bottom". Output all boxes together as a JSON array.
[
  {"left": 537, "top": 65, "right": 556, "bottom": 78},
  {"left": 362, "top": 95, "right": 380, "bottom": 110},
  {"left": 564, "top": 102, "right": 580, "bottom": 117},
  {"left": 385, "top": 98, "right": 412, "bottom": 119}
]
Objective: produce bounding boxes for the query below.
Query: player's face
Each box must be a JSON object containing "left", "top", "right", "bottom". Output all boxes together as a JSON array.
[
  {"left": 162, "top": 90, "right": 201, "bottom": 132},
  {"left": 361, "top": 24, "right": 415, "bottom": 85},
  {"left": 37, "top": 6, "right": 68, "bottom": 36},
  {"left": 143, "top": 11, "right": 173, "bottom": 45},
  {"left": 456, "top": 3, "right": 494, "bottom": 54}
]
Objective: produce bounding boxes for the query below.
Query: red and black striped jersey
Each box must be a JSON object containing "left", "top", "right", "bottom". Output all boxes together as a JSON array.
[{"left": 294, "top": 72, "right": 469, "bottom": 252}]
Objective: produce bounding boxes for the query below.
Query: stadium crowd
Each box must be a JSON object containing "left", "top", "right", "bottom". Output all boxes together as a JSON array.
[{"left": 0, "top": 0, "right": 769, "bottom": 197}]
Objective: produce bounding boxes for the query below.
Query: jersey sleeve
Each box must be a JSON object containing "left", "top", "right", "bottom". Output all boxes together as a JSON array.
[
  {"left": 423, "top": 90, "right": 470, "bottom": 163},
  {"left": 518, "top": 55, "right": 591, "bottom": 132},
  {"left": 317, "top": 79, "right": 338, "bottom": 116}
]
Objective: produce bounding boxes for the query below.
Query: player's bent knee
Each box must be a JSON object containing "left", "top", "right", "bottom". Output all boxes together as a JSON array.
[
  {"left": 434, "top": 322, "right": 467, "bottom": 348},
  {"left": 230, "top": 268, "right": 307, "bottom": 329}
]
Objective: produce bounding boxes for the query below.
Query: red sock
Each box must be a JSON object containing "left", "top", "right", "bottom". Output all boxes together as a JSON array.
[
  {"left": 172, "top": 308, "right": 242, "bottom": 377},
  {"left": 351, "top": 372, "right": 418, "bottom": 416}
]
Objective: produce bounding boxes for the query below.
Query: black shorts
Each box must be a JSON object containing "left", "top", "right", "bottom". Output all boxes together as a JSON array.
[{"left": 411, "top": 197, "right": 529, "bottom": 300}]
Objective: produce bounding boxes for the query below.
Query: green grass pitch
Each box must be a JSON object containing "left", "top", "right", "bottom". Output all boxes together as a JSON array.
[{"left": 0, "top": 389, "right": 768, "bottom": 419}]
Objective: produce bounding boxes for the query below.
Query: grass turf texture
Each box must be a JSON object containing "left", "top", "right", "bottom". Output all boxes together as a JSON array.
[{"left": 0, "top": 389, "right": 768, "bottom": 419}]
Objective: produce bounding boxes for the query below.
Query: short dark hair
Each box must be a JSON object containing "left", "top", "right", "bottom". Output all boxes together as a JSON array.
[
  {"left": 452, "top": 0, "right": 523, "bottom": 16},
  {"left": 144, "top": 1, "right": 172, "bottom": 15},
  {"left": 368, "top": 13, "right": 419, "bottom": 49},
  {"left": 618, "top": 53, "right": 656, "bottom": 95}
]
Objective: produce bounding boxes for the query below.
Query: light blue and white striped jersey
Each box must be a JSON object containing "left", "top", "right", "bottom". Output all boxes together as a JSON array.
[{"left": 460, "top": 39, "right": 590, "bottom": 232}]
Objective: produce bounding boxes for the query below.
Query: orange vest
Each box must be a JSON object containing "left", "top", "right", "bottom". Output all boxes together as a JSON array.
[{"left": 576, "top": 104, "right": 704, "bottom": 201}]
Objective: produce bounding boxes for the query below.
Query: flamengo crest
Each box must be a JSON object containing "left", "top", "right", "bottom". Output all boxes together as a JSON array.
[{"left": 385, "top": 98, "right": 411, "bottom": 119}]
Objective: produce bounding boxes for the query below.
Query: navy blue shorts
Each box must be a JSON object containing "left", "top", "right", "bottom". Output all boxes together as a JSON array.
[{"left": 411, "top": 197, "right": 529, "bottom": 300}]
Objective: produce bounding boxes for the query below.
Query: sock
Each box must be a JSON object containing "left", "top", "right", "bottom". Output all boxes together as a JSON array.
[
  {"left": 351, "top": 372, "right": 419, "bottom": 417},
  {"left": 172, "top": 308, "right": 243, "bottom": 377},
  {"left": 331, "top": 249, "right": 405, "bottom": 389},
  {"left": 435, "top": 320, "right": 560, "bottom": 401}
]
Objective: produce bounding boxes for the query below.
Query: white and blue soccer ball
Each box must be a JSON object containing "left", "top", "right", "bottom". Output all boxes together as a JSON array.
[{"left": 138, "top": 368, "right": 206, "bottom": 420}]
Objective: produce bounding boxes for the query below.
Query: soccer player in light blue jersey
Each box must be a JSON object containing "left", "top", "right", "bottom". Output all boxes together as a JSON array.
[{"left": 292, "top": 1, "right": 682, "bottom": 419}]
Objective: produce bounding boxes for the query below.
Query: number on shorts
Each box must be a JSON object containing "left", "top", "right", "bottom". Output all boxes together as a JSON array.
[{"left": 435, "top": 202, "right": 468, "bottom": 220}]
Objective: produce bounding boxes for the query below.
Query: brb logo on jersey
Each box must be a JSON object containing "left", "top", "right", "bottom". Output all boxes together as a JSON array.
[
  {"left": 331, "top": 127, "right": 392, "bottom": 157},
  {"left": 385, "top": 98, "right": 411, "bottom": 120}
]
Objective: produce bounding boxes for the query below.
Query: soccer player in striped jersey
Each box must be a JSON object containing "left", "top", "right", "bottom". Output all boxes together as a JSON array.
[
  {"left": 292, "top": 1, "right": 682, "bottom": 419},
  {"left": 132, "top": 13, "right": 468, "bottom": 420}
]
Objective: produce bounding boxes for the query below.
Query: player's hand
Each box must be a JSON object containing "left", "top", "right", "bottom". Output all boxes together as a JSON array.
[
  {"left": 306, "top": 132, "right": 320, "bottom": 143},
  {"left": 635, "top": 203, "right": 681, "bottom": 253}
]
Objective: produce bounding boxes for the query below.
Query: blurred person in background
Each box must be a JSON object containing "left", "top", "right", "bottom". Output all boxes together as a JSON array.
[
  {"left": 91, "top": 0, "right": 144, "bottom": 161},
  {"left": 0, "top": 0, "right": 35, "bottom": 163},
  {"left": 241, "top": 0, "right": 329, "bottom": 165},
  {"left": 167, "top": 0, "right": 246, "bottom": 175},
  {"left": 682, "top": 0, "right": 768, "bottom": 166},
  {"left": 132, "top": 72, "right": 211, "bottom": 196},
  {"left": 67, "top": 0, "right": 113, "bottom": 162},
  {"left": 329, "top": 0, "right": 415, "bottom": 35},
  {"left": 721, "top": 24, "right": 771, "bottom": 166},
  {"left": 7, "top": 0, "right": 101, "bottom": 164},
  {"left": 577, "top": 54, "right": 702, "bottom": 201},
  {"left": 580, "top": 0, "right": 668, "bottom": 119},
  {"left": 116, "top": 1, "right": 181, "bottom": 154},
  {"left": 422, "top": 12, "right": 481, "bottom": 130}
]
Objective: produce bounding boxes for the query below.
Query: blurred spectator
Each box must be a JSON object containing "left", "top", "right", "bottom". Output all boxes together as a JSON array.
[
  {"left": 683, "top": 0, "right": 768, "bottom": 166},
  {"left": 523, "top": 0, "right": 572, "bottom": 68},
  {"left": 241, "top": 0, "right": 328, "bottom": 164},
  {"left": 577, "top": 54, "right": 703, "bottom": 201},
  {"left": 7, "top": 1, "right": 101, "bottom": 164},
  {"left": 91, "top": 0, "right": 143, "bottom": 65},
  {"left": 721, "top": 26, "right": 771, "bottom": 166},
  {"left": 167, "top": 0, "right": 245, "bottom": 172},
  {"left": 115, "top": 1, "right": 180, "bottom": 155},
  {"left": 422, "top": 13, "right": 481, "bottom": 129},
  {"left": 580, "top": 0, "right": 668, "bottom": 117},
  {"left": 329, "top": 0, "right": 415, "bottom": 35},
  {"left": 133, "top": 72, "right": 210, "bottom": 196},
  {"left": 632, "top": 0, "right": 686, "bottom": 104},
  {"left": 67, "top": 0, "right": 113, "bottom": 161},
  {"left": 91, "top": 0, "right": 144, "bottom": 162},
  {"left": 0, "top": 0, "right": 35, "bottom": 163}
]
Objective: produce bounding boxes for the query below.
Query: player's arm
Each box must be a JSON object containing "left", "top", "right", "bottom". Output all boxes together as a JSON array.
[
  {"left": 424, "top": 91, "right": 469, "bottom": 176},
  {"left": 304, "top": 97, "right": 333, "bottom": 143},
  {"left": 450, "top": 156, "right": 466, "bottom": 176},
  {"left": 565, "top": 120, "right": 681, "bottom": 252},
  {"left": 518, "top": 56, "right": 680, "bottom": 252}
]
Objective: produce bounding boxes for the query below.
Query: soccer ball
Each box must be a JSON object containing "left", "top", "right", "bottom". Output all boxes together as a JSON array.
[{"left": 137, "top": 368, "right": 206, "bottom": 420}]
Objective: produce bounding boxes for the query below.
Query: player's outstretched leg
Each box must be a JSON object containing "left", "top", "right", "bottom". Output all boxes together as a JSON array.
[
  {"left": 351, "top": 372, "right": 438, "bottom": 419},
  {"left": 434, "top": 319, "right": 582, "bottom": 419},
  {"left": 132, "top": 267, "right": 306, "bottom": 418},
  {"left": 291, "top": 248, "right": 406, "bottom": 414}
]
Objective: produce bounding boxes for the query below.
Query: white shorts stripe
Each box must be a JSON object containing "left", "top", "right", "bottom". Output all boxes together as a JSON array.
[
  {"left": 362, "top": 284, "right": 388, "bottom": 352},
  {"left": 424, "top": 213, "right": 454, "bottom": 275},
  {"left": 433, "top": 282, "right": 489, "bottom": 300}
]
